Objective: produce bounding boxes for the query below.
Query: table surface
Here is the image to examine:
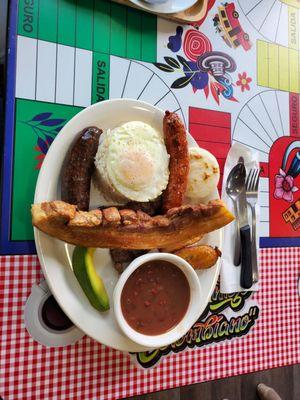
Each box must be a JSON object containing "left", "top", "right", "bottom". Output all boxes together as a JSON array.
[
  {"left": 1, "top": 1, "right": 300, "bottom": 399},
  {"left": 128, "top": 364, "right": 300, "bottom": 400}
]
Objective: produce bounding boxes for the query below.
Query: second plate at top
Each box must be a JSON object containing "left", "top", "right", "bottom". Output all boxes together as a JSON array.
[{"left": 129, "top": 0, "right": 197, "bottom": 14}]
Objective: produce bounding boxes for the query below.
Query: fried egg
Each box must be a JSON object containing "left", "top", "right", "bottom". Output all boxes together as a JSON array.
[
  {"left": 94, "top": 121, "right": 169, "bottom": 202},
  {"left": 185, "top": 147, "right": 220, "bottom": 201}
]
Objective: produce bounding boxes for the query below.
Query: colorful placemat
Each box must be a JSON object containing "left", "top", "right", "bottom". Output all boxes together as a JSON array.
[
  {"left": 1, "top": 0, "right": 300, "bottom": 399},
  {"left": 2, "top": 0, "right": 300, "bottom": 254}
]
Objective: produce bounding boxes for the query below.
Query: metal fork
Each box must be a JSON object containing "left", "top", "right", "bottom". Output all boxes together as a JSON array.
[{"left": 245, "top": 168, "right": 261, "bottom": 283}]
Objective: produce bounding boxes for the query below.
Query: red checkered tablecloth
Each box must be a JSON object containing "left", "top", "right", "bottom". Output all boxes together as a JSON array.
[{"left": 1, "top": 248, "right": 299, "bottom": 400}]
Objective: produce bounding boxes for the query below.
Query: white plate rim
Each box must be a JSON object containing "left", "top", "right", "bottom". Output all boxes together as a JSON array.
[
  {"left": 34, "top": 98, "right": 222, "bottom": 352},
  {"left": 129, "top": 0, "right": 197, "bottom": 14}
]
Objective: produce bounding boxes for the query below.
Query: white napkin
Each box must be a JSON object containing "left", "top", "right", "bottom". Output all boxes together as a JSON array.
[{"left": 220, "top": 142, "right": 260, "bottom": 293}]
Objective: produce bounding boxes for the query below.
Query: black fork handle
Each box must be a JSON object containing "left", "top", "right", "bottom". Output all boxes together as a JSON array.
[{"left": 240, "top": 224, "right": 253, "bottom": 289}]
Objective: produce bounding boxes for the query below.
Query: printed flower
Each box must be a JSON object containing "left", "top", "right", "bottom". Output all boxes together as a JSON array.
[
  {"left": 182, "top": 60, "right": 208, "bottom": 91},
  {"left": 167, "top": 26, "right": 183, "bottom": 52},
  {"left": 34, "top": 136, "right": 54, "bottom": 169},
  {"left": 23, "top": 112, "right": 64, "bottom": 169},
  {"left": 183, "top": 29, "right": 212, "bottom": 62},
  {"left": 34, "top": 148, "right": 46, "bottom": 170},
  {"left": 236, "top": 72, "right": 252, "bottom": 92},
  {"left": 274, "top": 169, "right": 299, "bottom": 202}
]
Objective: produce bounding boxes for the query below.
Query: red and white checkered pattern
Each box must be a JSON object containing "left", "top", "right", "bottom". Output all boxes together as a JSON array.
[{"left": 1, "top": 249, "right": 300, "bottom": 400}]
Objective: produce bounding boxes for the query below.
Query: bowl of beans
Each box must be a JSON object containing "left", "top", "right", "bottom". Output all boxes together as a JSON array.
[{"left": 113, "top": 252, "right": 202, "bottom": 348}]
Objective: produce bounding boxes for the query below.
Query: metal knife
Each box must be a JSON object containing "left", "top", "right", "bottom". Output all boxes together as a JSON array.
[{"left": 237, "top": 157, "right": 253, "bottom": 289}]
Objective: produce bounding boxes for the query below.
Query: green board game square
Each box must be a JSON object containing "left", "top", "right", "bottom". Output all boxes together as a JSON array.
[
  {"left": 94, "top": 0, "right": 110, "bottom": 54},
  {"left": 110, "top": 2, "right": 127, "bottom": 57},
  {"left": 38, "top": 0, "right": 58, "bottom": 42},
  {"left": 58, "top": 0, "right": 76, "bottom": 47},
  {"left": 141, "top": 13, "right": 157, "bottom": 62},
  {"left": 17, "top": 0, "right": 157, "bottom": 62},
  {"left": 76, "top": 0, "right": 94, "bottom": 50},
  {"left": 126, "top": 8, "right": 142, "bottom": 60},
  {"left": 12, "top": 99, "right": 82, "bottom": 241},
  {"left": 18, "top": 0, "right": 39, "bottom": 38},
  {"left": 92, "top": 52, "right": 110, "bottom": 103}
]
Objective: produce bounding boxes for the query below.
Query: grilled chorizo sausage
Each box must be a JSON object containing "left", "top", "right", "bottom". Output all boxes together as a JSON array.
[{"left": 162, "top": 111, "right": 189, "bottom": 212}]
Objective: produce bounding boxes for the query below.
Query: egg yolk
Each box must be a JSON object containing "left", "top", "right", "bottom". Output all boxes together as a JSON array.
[{"left": 116, "top": 149, "right": 154, "bottom": 189}]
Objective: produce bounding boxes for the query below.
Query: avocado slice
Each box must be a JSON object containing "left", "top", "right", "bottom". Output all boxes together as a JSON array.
[{"left": 72, "top": 247, "right": 110, "bottom": 312}]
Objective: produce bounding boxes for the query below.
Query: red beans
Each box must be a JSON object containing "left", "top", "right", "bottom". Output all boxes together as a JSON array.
[{"left": 120, "top": 261, "right": 190, "bottom": 335}]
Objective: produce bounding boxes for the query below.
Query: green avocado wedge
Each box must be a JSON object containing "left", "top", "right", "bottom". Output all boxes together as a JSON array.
[{"left": 72, "top": 247, "right": 110, "bottom": 312}]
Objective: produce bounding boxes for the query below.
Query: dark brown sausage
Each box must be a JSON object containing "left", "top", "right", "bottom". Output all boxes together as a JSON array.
[
  {"left": 61, "top": 126, "right": 102, "bottom": 211},
  {"left": 110, "top": 249, "right": 147, "bottom": 274},
  {"left": 126, "top": 196, "right": 162, "bottom": 216}
]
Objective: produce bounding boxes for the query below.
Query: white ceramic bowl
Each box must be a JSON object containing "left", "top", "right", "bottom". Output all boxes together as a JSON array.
[{"left": 113, "top": 252, "right": 202, "bottom": 348}]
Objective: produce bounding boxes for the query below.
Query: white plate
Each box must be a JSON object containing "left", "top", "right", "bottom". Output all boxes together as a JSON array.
[
  {"left": 34, "top": 99, "right": 221, "bottom": 352},
  {"left": 129, "top": 0, "right": 197, "bottom": 14}
]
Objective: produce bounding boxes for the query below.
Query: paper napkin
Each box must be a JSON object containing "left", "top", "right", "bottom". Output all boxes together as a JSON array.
[{"left": 220, "top": 142, "right": 260, "bottom": 293}]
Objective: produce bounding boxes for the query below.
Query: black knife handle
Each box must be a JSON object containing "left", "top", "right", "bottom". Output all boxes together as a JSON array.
[{"left": 240, "top": 224, "right": 253, "bottom": 289}]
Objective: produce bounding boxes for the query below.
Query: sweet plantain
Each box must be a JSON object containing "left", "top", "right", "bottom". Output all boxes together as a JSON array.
[{"left": 174, "top": 245, "right": 221, "bottom": 269}]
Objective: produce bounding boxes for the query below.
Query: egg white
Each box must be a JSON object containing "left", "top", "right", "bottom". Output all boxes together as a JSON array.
[{"left": 94, "top": 121, "right": 170, "bottom": 202}]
